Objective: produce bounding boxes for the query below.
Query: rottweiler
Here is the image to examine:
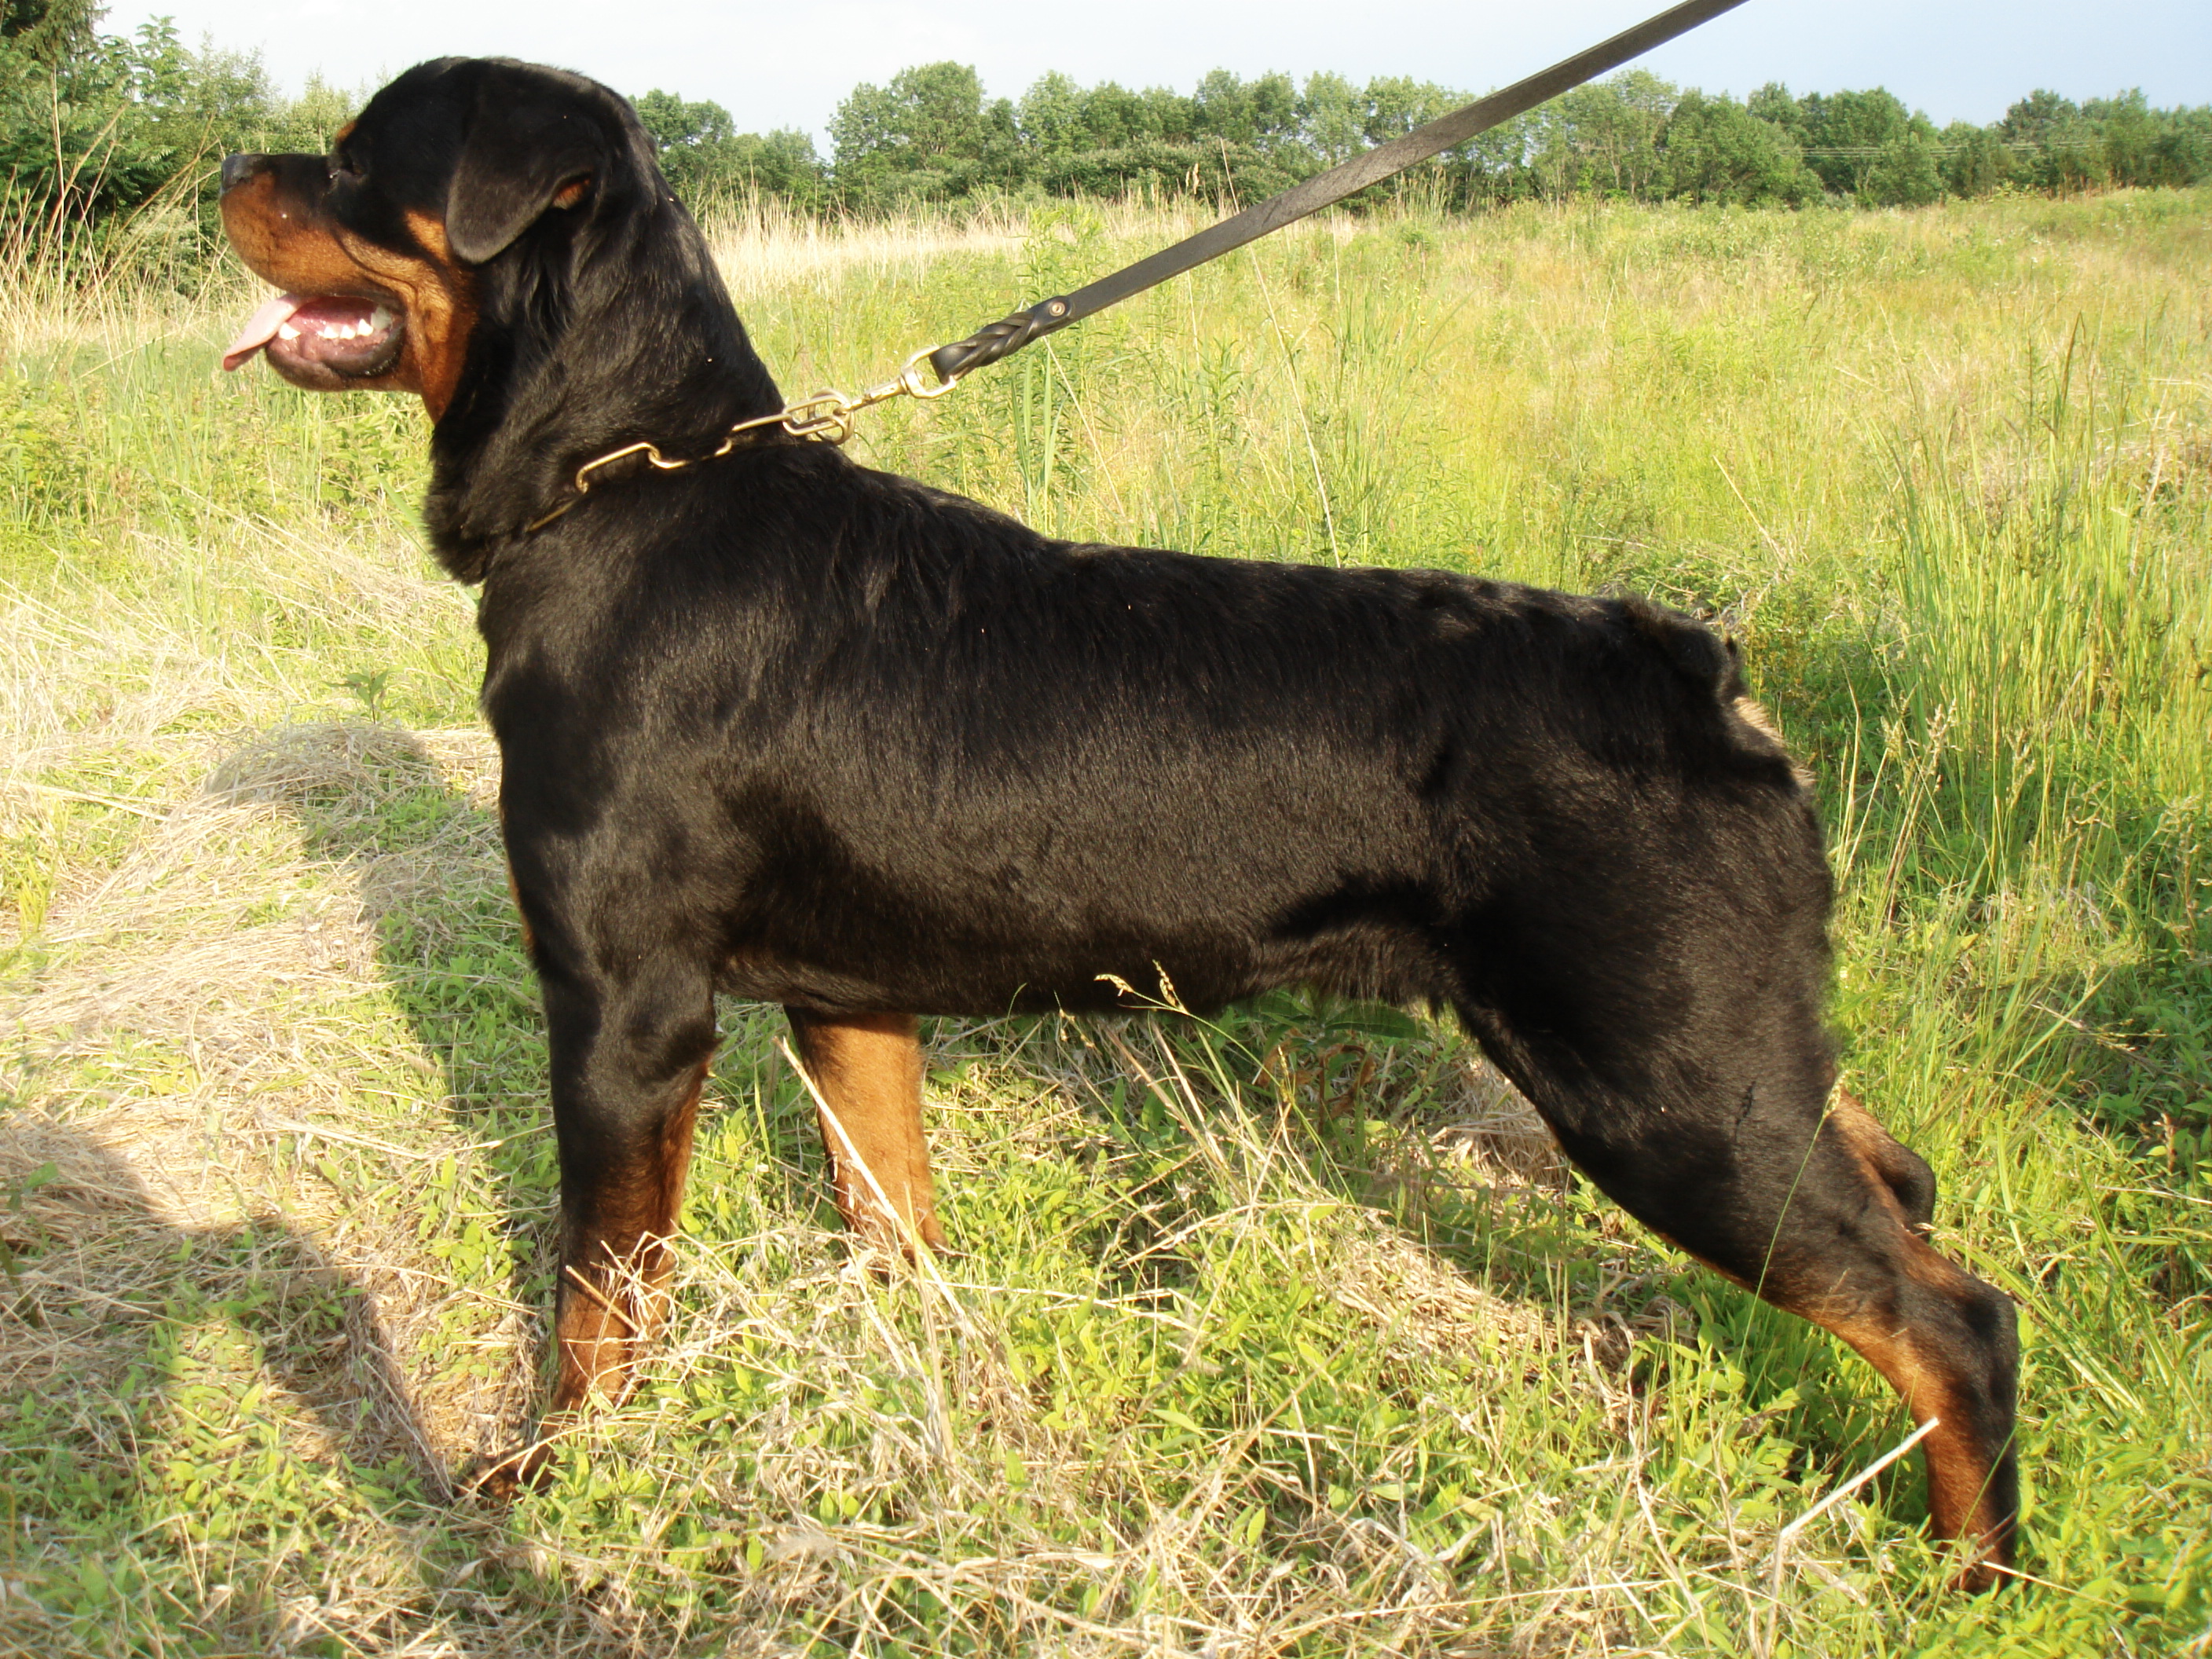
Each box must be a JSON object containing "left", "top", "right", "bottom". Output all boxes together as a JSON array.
[{"left": 218, "top": 57, "right": 2020, "bottom": 1588}]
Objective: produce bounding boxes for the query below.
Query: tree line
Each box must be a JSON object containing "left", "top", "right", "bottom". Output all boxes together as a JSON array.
[
  {"left": 6, "top": 0, "right": 2208, "bottom": 253},
  {"left": 654, "top": 64, "right": 2210, "bottom": 211}
]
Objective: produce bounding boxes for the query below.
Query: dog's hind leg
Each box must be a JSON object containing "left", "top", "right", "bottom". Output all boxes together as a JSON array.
[
  {"left": 1693, "top": 1122, "right": 2016, "bottom": 1590},
  {"left": 786, "top": 1009, "right": 943, "bottom": 1256},
  {"left": 1477, "top": 1009, "right": 2018, "bottom": 1589},
  {"left": 1827, "top": 1084, "right": 1937, "bottom": 1232}
]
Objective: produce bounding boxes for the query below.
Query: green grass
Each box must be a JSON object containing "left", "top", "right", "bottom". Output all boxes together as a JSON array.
[{"left": 1, "top": 189, "right": 2207, "bottom": 1656}]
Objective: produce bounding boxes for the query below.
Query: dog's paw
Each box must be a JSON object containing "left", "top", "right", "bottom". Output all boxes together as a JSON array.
[{"left": 461, "top": 1441, "right": 555, "bottom": 1502}]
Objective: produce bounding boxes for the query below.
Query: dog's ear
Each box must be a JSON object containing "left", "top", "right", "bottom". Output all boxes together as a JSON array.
[{"left": 446, "top": 68, "right": 606, "bottom": 264}]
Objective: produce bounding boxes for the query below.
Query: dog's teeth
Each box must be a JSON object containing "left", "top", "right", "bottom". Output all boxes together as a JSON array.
[
  {"left": 277, "top": 322, "right": 300, "bottom": 340},
  {"left": 368, "top": 305, "right": 394, "bottom": 332}
]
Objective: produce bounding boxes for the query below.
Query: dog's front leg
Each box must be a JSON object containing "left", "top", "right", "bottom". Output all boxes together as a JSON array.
[
  {"left": 478, "top": 947, "right": 715, "bottom": 1496},
  {"left": 536, "top": 955, "right": 718, "bottom": 1423}
]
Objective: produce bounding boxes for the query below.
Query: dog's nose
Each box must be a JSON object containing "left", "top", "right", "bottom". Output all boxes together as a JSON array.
[{"left": 220, "top": 153, "right": 263, "bottom": 196}]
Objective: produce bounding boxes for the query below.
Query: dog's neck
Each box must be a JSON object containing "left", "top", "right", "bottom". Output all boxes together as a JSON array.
[{"left": 422, "top": 187, "right": 781, "bottom": 580}]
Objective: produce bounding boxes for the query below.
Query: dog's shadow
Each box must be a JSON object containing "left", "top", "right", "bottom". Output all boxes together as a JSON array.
[
  {"left": 0, "top": 720, "right": 539, "bottom": 1649},
  {"left": 203, "top": 721, "right": 559, "bottom": 1460},
  {"left": 0, "top": 1108, "right": 448, "bottom": 1647}
]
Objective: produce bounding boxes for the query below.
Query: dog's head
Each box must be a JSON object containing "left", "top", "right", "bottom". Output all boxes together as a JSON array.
[
  {"left": 222, "top": 59, "right": 778, "bottom": 569},
  {"left": 220, "top": 57, "right": 658, "bottom": 419}
]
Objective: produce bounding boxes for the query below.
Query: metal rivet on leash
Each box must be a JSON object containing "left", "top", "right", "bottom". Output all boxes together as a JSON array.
[{"left": 529, "top": 0, "right": 1752, "bottom": 536}]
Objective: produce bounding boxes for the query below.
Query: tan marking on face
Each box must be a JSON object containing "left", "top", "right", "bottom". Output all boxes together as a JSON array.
[
  {"left": 220, "top": 170, "right": 362, "bottom": 293},
  {"left": 220, "top": 170, "right": 477, "bottom": 419},
  {"left": 333, "top": 119, "right": 357, "bottom": 146},
  {"left": 333, "top": 208, "right": 478, "bottom": 419}
]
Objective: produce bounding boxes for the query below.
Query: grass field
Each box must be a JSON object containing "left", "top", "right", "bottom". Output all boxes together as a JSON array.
[{"left": 1, "top": 188, "right": 2208, "bottom": 1656}]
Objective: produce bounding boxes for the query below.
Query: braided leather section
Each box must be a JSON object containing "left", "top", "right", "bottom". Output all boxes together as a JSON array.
[{"left": 928, "top": 298, "right": 1072, "bottom": 383}]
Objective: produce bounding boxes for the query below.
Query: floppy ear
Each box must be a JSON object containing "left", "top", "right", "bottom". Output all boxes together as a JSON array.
[{"left": 446, "top": 71, "right": 606, "bottom": 264}]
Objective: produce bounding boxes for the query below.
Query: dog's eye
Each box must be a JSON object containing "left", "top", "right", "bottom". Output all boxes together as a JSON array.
[{"left": 329, "top": 146, "right": 364, "bottom": 185}]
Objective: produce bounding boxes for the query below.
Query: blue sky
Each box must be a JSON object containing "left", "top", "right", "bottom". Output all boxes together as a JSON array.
[{"left": 107, "top": 0, "right": 2212, "bottom": 146}]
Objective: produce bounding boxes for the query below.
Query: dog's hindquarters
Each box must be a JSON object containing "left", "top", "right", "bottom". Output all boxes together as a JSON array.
[{"left": 1445, "top": 767, "right": 2018, "bottom": 1588}]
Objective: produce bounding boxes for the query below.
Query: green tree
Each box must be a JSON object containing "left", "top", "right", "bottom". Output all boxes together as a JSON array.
[
  {"left": 1796, "top": 86, "right": 1911, "bottom": 196},
  {"left": 2, "top": 12, "right": 279, "bottom": 245},
  {"left": 1998, "top": 89, "right": 2078, "bottom": 145},
  {"left": 1299, "top": 71, "right": 1364, "bottom": 164},
  {"left": 1532, "top": 71, "right": 1675, "bottom": 200},
  {"left": 831, "top": 60, "right": 1017, "bottom": 203},
  {"left": 1942, "top": 121, "right": 2017, "bottom": 196},
  {"left": 633, "top": 90, "right": 826, "bottom": 205},
  {"left": 833, "top": 61, "right": 987, "bottom": 167},
  {"left": 1658, "top": 90, "right": 1815, "bottom": 206},
  {"left": 1189, "top": 68, "right": 1300, "bottom": 149},
  {"left": 1362, "top": 75, "right": 1462, "bottom": 143},
  {"left": 1863, "top": 126, "right": 1943, "bottom": 206},
  {"left": 1016, "top": 71, "right": 1082, "bottom": 156}
]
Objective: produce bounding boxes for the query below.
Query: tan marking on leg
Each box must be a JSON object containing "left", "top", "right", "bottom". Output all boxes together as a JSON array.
[
  {"left": 790, "top": 1013, "right": 943, "bottom": 1255},
  {"left": 1826, "top": 1086, "right": 1931, "bottom": 1230},
  {"left": 1783, "top": 1242, "right": 2016, "bottom": 1589},
  {"left": 505, "top": 868, "right": 535, "bottom": 955},
  {"left": 1654, "top": 1210, "right": 2013, "bottom": 1588},
  {"left": 546, "top": 1061, "right": 708, "bottom": 1416}
]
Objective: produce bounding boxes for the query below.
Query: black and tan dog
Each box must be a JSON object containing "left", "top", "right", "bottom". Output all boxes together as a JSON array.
[{"left": 218, "top": 58, "right": 2020, "bottom": 1587}]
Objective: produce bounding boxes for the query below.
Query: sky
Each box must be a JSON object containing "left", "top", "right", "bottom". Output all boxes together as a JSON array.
[{"left": 106, "top": 0, "right": 2212, "bottom": 147}]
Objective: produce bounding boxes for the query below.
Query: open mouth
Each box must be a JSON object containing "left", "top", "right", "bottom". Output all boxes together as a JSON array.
[{"left": 223, "top": 292, "right": 404, "bottom": 378}]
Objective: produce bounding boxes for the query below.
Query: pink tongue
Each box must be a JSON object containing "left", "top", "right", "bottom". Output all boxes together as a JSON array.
[{"left": 222, "top": 293, "right": 306, "bottom": 371}]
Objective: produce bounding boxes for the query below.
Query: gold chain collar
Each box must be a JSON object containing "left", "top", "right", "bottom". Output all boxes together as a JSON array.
[{"left": 522, "top": 346, "right": 962, "bottom": 536}]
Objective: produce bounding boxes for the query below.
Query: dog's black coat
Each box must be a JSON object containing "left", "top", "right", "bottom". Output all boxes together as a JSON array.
[
  {"left": 485, "top": 450, "right": 1827, "bottom": 1201},
  {"left": 219, "top": 57, "right": 2020, "bottom": 1585}
]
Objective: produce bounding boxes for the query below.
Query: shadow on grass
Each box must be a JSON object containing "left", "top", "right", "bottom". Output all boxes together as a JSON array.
[
  {"left": 0, "top": 718, "right": 701, "bottom": 1652},
  {"left": 0, "top": 1105, "right": 455, "bottom": 1650},
  {"left": 219, "top": 722, "right": 557, "bottom": 1459}
]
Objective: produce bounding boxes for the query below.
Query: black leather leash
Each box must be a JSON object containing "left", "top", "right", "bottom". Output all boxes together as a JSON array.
[
  {"left": 925, "top": 0, "right": 1752, "bottom": 383},
  {"left": 533, "top": 0, "right": 1750, "bottom": 533}
]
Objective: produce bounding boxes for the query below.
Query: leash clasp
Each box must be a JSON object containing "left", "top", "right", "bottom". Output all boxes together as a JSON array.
[{"left": 780, "top": 349, "right": 964, "bottom": 444}]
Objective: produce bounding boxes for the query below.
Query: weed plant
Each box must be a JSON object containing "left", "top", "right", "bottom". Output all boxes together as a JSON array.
[{"left": 0, "top": 189, "right": 2207, "bottom": 1655}]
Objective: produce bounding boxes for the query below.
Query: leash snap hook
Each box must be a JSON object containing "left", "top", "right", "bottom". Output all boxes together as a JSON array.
[{"left": 895, "top": 346, "right": 961, "bottom": 401}]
